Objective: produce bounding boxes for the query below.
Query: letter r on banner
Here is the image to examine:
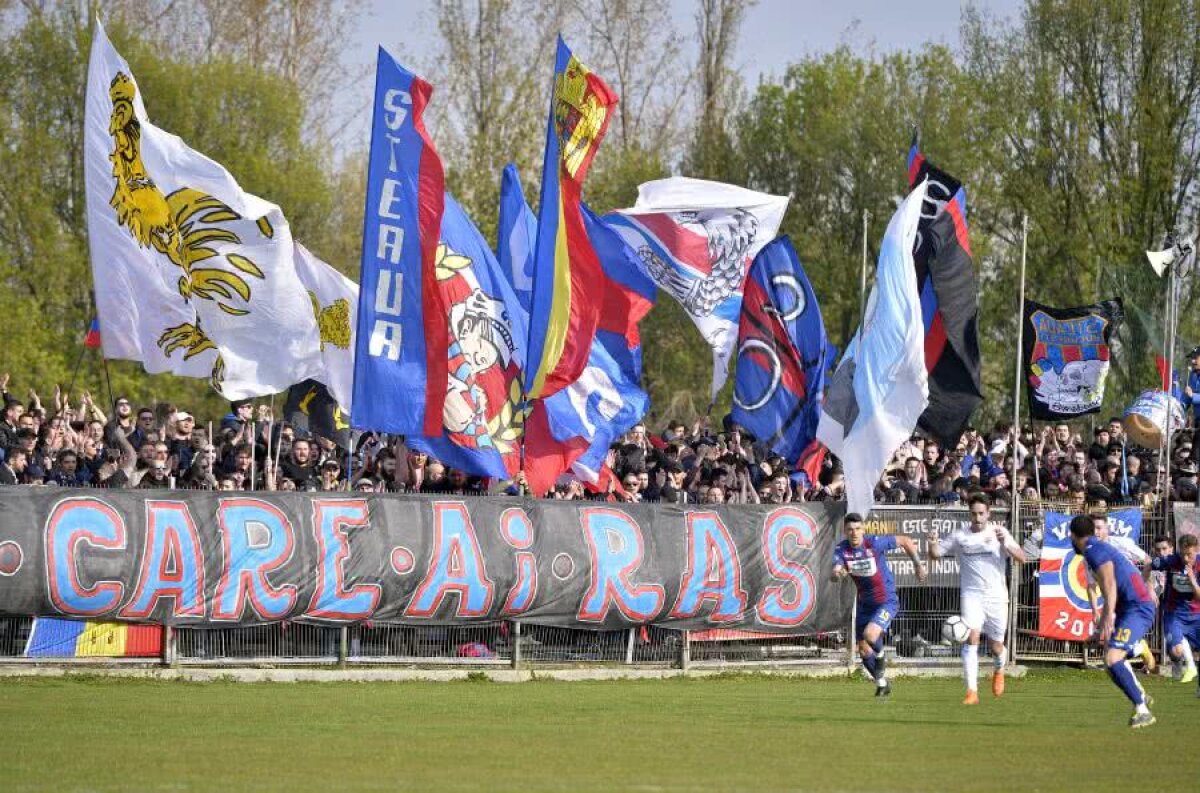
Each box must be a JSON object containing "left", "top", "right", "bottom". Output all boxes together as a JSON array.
[{"left": 577, "top": 508, "right": 664, "bottom": 623}]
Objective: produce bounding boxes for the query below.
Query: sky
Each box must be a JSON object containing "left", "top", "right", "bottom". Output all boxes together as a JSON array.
[{"left": 338, "top": 0, "right": 1024, "bottom": 150}]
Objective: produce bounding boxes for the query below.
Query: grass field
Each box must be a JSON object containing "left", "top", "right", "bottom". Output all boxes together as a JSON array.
[{"left": 1, "top": 669, "right": 1197, "bottom": 792}]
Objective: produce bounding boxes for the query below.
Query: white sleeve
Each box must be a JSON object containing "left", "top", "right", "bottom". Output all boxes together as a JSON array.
[
  {"left": 936, "top": 532, "right": 958, "bottom": 557},
  {"left": 1114, "top": 536, "right": 1149, "bottom": 563}
]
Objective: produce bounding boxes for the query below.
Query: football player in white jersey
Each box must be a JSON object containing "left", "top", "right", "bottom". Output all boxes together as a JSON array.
[{"left": 927, "top": 492, "right": 1025, "bottom": 704}]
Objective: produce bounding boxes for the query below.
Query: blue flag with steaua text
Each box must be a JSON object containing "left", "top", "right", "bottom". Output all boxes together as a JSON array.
[{"left": 352, "top": 48, "right": 446, "bottom": 435}]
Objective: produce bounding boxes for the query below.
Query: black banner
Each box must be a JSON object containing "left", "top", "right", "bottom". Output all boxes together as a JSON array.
[
  {"left": 284, "top": 379, "right": 352, "bottom": 449},
  {"left": 1023, "top": 298, "right": 1123, "bottom": 420},
  {"left": 0, "top": 490, "right": 853, "bottom": 632}
]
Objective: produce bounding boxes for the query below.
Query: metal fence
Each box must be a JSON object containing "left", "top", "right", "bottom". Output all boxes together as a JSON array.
[{"left": 0, "top": 500, "right": 1175, "bottom": 669}]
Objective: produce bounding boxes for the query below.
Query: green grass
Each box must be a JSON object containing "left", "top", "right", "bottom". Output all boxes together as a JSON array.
[{"left": 1, "top": 670, "right": 1197, "bottom": 792}]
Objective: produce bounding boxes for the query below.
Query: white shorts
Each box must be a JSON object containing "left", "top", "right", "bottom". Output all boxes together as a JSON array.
[{"left": 961, "top": 594, "right": 1008, "bottom": 641}]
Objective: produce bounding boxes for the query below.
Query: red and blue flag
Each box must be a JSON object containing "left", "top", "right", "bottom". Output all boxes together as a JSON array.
[
  {"left": 352, "top": 48, "right": 446, "bottom": 435},
  {"left": 525, "top": 37, "right": 617, "bottom": 401},
  {"left": 732, "top": 237, "right": 828, "bottom": 464},
  {"left": 83, "top": 318, "right": 102, "bottom": 349}
]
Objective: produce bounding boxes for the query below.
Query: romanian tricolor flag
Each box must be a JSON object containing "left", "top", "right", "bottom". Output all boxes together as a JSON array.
[
  {"left": 524, "top": 37, "right": 617, "bottom": 400},
  {"left": 24, "top": 618, "right": 162, "bottom": 658},
  {"left": 83, "top": 318, "right": 102, "bottom": 349}
]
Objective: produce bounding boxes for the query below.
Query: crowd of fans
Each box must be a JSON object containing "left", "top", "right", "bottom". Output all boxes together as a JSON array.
[{"left": 0, "top": 371, "right": 1197, "bottom": 508}]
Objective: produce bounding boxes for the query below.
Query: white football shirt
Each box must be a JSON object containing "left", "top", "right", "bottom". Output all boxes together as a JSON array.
[{"left": 937, "top": 523, "right": 1010, "bottom": 600}]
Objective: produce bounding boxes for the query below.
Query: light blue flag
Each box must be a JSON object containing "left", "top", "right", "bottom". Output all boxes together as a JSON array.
[{"left": 817, "top": 182, "right": 930, "bottom": 517}]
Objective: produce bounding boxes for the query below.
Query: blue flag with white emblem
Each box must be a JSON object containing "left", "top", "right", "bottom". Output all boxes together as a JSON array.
[{"left": 732, "top": 236, "right": 828, "bottom": 464}]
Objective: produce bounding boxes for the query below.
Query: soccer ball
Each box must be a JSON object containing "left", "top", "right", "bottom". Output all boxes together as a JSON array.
[{"left": 941, "top": 615, "right": 970, "bottom": 644}]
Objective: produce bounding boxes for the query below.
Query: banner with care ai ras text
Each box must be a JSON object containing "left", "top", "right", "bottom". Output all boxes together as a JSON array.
[{"left": 0, "top": 490, "right": 852, "bottom": 633}]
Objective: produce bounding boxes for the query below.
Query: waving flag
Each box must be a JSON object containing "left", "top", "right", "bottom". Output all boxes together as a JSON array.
[
  {"left": 525, "top": 206, "right": 656, "bottom": 494},
  {"left": 817, "top": 182, "right": 929, "bottom": 517},
  {"left": 83, "top": 318, "right": 102, "bottom": 349},
  {"left": 408, "top": 195, "right": 529, "bottom": 481},
  {"left": 293, "top": 243, "right": 357, "bottom": 413},
  {"left": 352, "top": 48, "right": 446, "bottom": 435},
  {"left": 525, "top": 37, "right": 618, "bottom": 401},
  {"left": 1024, "top": 299, "right": 1123, "bottom": 420},
  {"left": 85, "top": 20, "right": 323, "bottom": 399},
  {"left": 498, "top": 163, "right": 537, "bottom": 313},
  {"left": 732, "top": 236, "right": 828, "bottom": 464},
  {"left": 906, "top": 136, "right": 982, "bottom": 448},
  {"left": 610, "top": 177, "right": 788, "bottom": 401}
]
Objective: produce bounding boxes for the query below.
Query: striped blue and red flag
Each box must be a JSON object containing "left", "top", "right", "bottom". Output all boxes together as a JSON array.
[
  {"left": 352, "top": 48, "right": 446, "bottom": 435},
  {"left": 83, "top": 318, "right": 102, "bottom": 349},
  {"left": 524, "top": 37, "right": 618, "bottom": 401}
]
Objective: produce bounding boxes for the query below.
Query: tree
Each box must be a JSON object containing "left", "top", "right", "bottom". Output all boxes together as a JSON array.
[{"left": 962, "top": 0, "right": 1200, "bottom": 416}]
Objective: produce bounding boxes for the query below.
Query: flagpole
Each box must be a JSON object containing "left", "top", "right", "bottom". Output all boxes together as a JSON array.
[
  {"left": 1161, "top": 235, "right": 1185, "bottom": 503},
  {"left": 859, "top": 209, "right": 870, "bottom": 324},
  {"left": 1009, "top": 215, "right": 1028, "bottom": 516}
]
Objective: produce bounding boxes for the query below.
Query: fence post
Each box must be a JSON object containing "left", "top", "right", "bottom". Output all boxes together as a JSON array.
[
  {"left": 1006, "top": 501, "right": 1020, "bottom": 667},
  {"left": 511, "top": 620, "right": 522, "bottom": 670},
  {"left": 679, "top": 630, "right": 690, "bottom": 671},
  {"left": 338, "top": 626, "right": 348, "bottom": 668},
  {"left": 160, "top": 624, "right": 174, "bottom": 667},
  {"left": 846, "top": 603, "right": 857, "bottom": 672},
  {"left": 624, "top": 628, "right": 636, "bottom": 664}
]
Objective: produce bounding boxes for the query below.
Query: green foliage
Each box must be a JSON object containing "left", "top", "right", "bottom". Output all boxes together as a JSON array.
[{"left": 0, "top": 10, "right": 348, "bottom": 415}]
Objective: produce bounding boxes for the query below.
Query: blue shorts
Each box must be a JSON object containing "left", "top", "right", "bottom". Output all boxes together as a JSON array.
[
  {"left": 856, "top": 600, "right": 898, "bottom": 639},
  {"left": 1109, "top": 605, "right": 1155, "bottom": 654},
  {"left": 1164, "top": 612, "right": 1200, "bottom": 649}
]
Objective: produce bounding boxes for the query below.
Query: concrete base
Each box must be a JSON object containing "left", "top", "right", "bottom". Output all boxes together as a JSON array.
[{"left": 0, "top": 663, "right": 1028, "bottom": 684}]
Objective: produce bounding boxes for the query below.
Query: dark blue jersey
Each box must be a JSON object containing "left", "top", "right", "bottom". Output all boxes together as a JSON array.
[
  {"left": 1083, "top": 538, "right": 1154, "bottom": 610},
  {"left": 833, "top": 535, "right": 898, "bottom": 607}
]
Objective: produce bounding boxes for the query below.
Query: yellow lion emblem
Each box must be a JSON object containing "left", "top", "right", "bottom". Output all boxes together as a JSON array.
[
  {"left": 108, "top": 72, "right": 273, "bottom": 387},
  {"left": 307, "top": 291, "right": 351, "bottom": 352}
]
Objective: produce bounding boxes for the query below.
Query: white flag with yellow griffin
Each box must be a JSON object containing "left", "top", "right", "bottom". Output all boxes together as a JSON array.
[
  {"left": 293, "top": 243, "right": 358, "bottom": 413},
  {"left": 84, "top": 19, "right": 323, "bottom": 399}
]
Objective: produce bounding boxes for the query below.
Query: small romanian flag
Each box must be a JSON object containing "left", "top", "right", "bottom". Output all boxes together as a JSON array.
[
  {"left": 84, "top": 318, "right": 101, "bottom": 349},
  {"left": 24, "top": 618, "right": 162, "bottom": 658}
]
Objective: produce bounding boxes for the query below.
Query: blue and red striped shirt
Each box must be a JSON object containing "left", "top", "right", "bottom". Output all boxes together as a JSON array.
[{"left": 834, "top": 535, "right": 898, "bottom": 608}]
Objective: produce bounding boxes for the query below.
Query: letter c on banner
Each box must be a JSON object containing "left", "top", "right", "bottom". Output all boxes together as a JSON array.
[
  {"left": 756, "top": 507, "right": 817, "bottom": 626},
  {"left": 45, "top": 497, "right": 127, "bottom": 617},
  {"left": 577, "top": 508, "right": 664, "bottom": 623}
]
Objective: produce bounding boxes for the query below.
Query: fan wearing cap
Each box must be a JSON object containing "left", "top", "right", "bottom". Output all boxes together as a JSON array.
[
  {"left": 319, "top": 457, "right": 344, "bottom": 491},
  {"left": 166, "top": 411, "right": 197, "bottom": 471}
]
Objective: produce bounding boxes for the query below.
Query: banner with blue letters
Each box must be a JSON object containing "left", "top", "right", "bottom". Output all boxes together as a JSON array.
[{"left": 0, "top": 490, "right": 851, "bottom": 632}]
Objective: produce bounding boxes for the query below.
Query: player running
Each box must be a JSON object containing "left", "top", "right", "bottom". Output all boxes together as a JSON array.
[
  {"left": 1090, "top": 513, "right": 1158, "bottom": 671},
  {"left": 927, "top": 492, "right": 1025, "bottom": 705},
  {"left": 1149, "top": 534, "right": 1200, "bottom": 690},
  {"left": 1070, "top": 514, "right": 1158, "bottom": 729},
  {"left": 832, "top": 512, "right": 927, "bottom": 698}
]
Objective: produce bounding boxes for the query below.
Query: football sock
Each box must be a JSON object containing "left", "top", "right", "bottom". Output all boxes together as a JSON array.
[
  {"left": 1107, "top": 660, "right": 1146, "bottom": 706},
  {"left": 861, "top": 650, "right": 878, "bottom": 679},
  {"left": 871, "top": 639, "right": 887, "bottom": 682},
  {"left": 993, "top": 652, "right": 1005, "bottom": 672},
  {"left": 962, "top": 643, "right": 979, "bottom": 691},
  {"left": 1183, "top": 639, "right": 1196, "bottom": 674}
]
